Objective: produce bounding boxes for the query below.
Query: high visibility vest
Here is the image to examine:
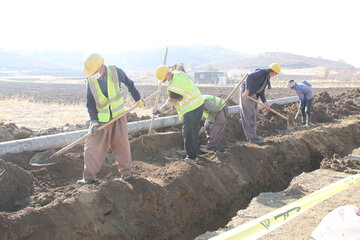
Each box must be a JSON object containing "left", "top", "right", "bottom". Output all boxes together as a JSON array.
[
  {"left": 202, "top": 95, "right": 224, "bottom": 121},
  {"left": 87, "top": 65, "right": 126, "bottom": 122},
  {"left": 168, "top": 70, "right": 204, "bottom": 119}
]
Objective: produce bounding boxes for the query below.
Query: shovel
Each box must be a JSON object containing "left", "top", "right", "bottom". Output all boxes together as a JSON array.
[
  {"left": 148, "top": 47, "right": 168, "bottom": 135},
  {"left": 199, "top": 74, "right": 249, "bottom": 137},
  {"left": 246, "top": 96, "right": 295, "bottom": 128},
  {"left": 30, "top": 91, "right": 160, "bottom": 167},
  {"left": 220, "top": 73, "right": 248, "bottom": 110},
  {"left": 295, "top": 107, "right": 301, "bottom": 120}
]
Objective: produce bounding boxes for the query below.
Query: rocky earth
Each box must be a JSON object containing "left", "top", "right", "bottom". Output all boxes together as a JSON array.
[{"left": 1, "top": 88, "right": 360, "bottom": 240}]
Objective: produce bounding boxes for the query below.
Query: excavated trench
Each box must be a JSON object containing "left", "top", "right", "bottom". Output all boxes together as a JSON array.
[{"left": 1, "top": 89, "right": 360, "bottom": 240}]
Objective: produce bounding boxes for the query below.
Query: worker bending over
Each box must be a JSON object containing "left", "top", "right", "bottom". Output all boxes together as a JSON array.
[
  {"left": 239, "top": 63, "right": 280, "bottom": 144},
  {"left": 77, "top": 53, "right": 144, "bottom": 185},
  {"left": 200, "top": 95, "right": 228, "bottom": 153},
  {"left": 288, "top": 80, "right": 314, "bottom": 127},
  {"left": 153, "top": 65, "right": 204, "bottom": 160}
]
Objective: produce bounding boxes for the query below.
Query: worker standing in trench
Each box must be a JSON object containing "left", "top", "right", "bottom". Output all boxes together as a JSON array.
[
  {"left": 199, "top": 95, "right": 228, "bottom": 153},
  {"left": 77, "top": 53, "right": 145, "bottom": 185},
  {"left": 153, "top": 65, "right": 204, "bottom": 160},
  {"left": 239, "top": 63, "right": 281, "bottom": 144},
  {"left": 287, "top": 79, "right": 314, "bottom": 127}
]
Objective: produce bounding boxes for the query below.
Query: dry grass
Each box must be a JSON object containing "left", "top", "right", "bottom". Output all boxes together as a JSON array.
[
  {"left": 0, "top": 98, "right": 155, "bottom": 131},
  {"left": 0, "top": 98, "right": 88, "bottom": 130}
]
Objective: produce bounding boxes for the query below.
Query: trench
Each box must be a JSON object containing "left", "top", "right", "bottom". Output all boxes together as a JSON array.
[{"left": 1, "top": 118, "right": 360, "bottom": 240}]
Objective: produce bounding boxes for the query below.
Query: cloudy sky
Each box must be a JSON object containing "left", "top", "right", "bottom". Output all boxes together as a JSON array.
[{"left": 1, "top": 0, "right": 359, "bottom": 66}]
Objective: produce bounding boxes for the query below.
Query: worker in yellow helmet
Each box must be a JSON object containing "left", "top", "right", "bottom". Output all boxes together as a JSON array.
[
  {"left": 153, "top": 64, "right": 204, "bottom": 160},
  {"left": 77, "top": 53, "right": 145, "bottom": 185},
  {"left": 240, "top": 63, "right": 280, "bottom": 144}
]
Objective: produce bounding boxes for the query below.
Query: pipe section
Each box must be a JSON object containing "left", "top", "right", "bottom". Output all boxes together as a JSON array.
[{"left": 0, "top": 96, "right": 298, "bottom": 156}]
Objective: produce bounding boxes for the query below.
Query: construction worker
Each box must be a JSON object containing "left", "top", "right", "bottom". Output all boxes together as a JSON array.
[
  {"left": 170, "top": 62, "right": 186, "bottom": 72},
  {"left": 239, "top": 63, "right": 281, "bottom": 144},
  {"left": 77, "top": 53, "right": 145, "bottom": 185},
  {"left": 153, "top": 65, "right": 204, "bottom": 160},
  {"left": 199, "top": 95, "right": 228, "bottom": 153},
  {"left": 287, "top": 79, "right": 314, "bottom": 127}
]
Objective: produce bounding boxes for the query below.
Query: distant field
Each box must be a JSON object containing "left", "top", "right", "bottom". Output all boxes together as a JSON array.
[{"left": 0, "top": 77, "right": 358, "bottom": 130}]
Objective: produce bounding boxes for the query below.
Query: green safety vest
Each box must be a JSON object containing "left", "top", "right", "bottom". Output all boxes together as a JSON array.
[
  {"left": 168, "top": 70, "right": 204, "bottom": 119},
  {"left": 202, "top": 95, "right": 224, "bottom": 122},
  {"left": 87, "top": 65, "right": 126, "bottom": 122}
]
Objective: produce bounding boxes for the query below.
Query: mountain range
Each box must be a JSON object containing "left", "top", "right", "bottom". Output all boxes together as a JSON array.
[{"left": 0, "top": 45, "right": 356, "bottom": 76}]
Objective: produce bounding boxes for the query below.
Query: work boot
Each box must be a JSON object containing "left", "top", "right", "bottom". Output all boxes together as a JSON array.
[
  {"left": 250, "top": 137, "right": 264, "bottom": 144},
  {"left": 76, "top": 178, "right": 95, "bottom": 185},
  {"left": 122, "top": 174, "right": 133, "bottom": 181},
  {"left": 200, "top": 147, "right": 216, "bottom": 153},
  {"left": 176, "top": 150, "right": 187, "bottom": 156}
]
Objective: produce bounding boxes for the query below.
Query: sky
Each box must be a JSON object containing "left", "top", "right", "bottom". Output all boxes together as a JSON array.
[{"left": 1, "top": 0, "right": 359, "bottom": 67}]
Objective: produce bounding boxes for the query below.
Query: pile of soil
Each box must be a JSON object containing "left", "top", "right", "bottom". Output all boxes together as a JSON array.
[
  {"left": 1, "top": 89, "right": 360, "bottom": 240},
  {"left": 0, "top": 122, "right": 33, "bottom": 142},
  {"left": 320, "top": 153, "right": 360, "bottom": 174}
]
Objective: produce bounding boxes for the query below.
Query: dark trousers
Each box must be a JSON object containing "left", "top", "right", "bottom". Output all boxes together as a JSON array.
[
  {"left": 301, "top": 99, "right": 313, "bottom": 125},
  {"left": 182, "top": 104, "right": 204, "bottom": 159},
  {"left": 206, "top": 107, "right": 227, "bottom": 150}
]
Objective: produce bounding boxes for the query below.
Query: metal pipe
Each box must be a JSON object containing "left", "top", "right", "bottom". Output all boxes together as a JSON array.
[{"left": 0, "top": 96, "right": 298, "bottom": 156}]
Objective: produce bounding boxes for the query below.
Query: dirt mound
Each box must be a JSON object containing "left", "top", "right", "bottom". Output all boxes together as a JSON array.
[
  {"left": 312, "top": 89, "right": 360, "bottom": 123},
  {"left": 1, "top": 89, "right": 360, "bottom": 239},
  {"left": 0, "top": 160, "right": 34, "bottom": 212},
  {"left": 320, "top": 153, "right": 360, "bottom": 174},
  {"left": 2, "top": 119, "right": 360, "bottom": 239},
  {"left": 0, "top": 122, "right": 33, "bottom": 142}
]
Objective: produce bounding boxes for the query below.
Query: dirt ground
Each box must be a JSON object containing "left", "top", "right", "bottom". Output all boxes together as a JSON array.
[
  {"left": 196, "top": 163, "right": 360, "bottom": 240},
  {"left": 1, "top": 82, "right": 360, "bottom": 240}
]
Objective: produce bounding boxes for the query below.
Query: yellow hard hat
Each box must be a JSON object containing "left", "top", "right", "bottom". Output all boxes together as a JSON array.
[
  {"left": 155, "top": 65, "right": 170, "bottom": 81},
  {"left": 83, "top": 53, "right": 104, "bottom": 76},
  {"left": 269, "top": 63, "right": 281, "bottom": 74}
]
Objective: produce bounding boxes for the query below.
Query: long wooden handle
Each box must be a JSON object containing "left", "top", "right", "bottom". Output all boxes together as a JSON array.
[
  {"left": 51, "top": 90, "right": 160, "bottom": 158},
  {"left": 148, "top": 47, "right": 168, "bottom": 134},
  {"left": 246, "top": 96, "right": 288, "bottom": 120},
  {"left": 295, "top": 108, "right": 301, "bottom": 119},
  {"left": 220, "top": 74, "right": 248, "bottom": 109}
]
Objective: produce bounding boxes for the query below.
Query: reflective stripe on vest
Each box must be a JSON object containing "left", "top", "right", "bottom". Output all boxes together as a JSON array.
[
  {"left": 88, "top": 65, "right": 126, "bottom": 122},
  {"left": 168, "top": 71, "right": 204, "bottom": 119}
]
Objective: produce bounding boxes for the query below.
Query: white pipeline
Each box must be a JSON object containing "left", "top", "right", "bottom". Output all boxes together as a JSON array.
[{"left": 0, "top": 96, "right": 298, "bottom": 156}]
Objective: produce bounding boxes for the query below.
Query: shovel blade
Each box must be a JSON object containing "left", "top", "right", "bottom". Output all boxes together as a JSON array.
[
  {"left": 287, "top": 116, "right": 295, "bottom": 127},
  {"left": 29, "top": 149, "right": 59, "bottom": 167}
]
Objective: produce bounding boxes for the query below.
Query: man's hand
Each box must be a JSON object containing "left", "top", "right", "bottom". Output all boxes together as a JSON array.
[
  {"left": 89, "top": 122, "right": 99, "bottom": 135},
  {"left": 135, "top": 99, "right": 145, "bottom": 108},
  {"left": 199, "top": 126, "right": 206, "bottom": 135},
  {"left": 243, "top": 90, "right": 249, "bottom": 97},
  {"left": 263, "top": 102, "right": 271, "bottom": 110},
  {"left": 152, "top": 109, "right": 161, "bottom": 116}
]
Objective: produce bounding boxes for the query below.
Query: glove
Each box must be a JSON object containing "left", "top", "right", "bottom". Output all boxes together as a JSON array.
[
  {"left": 204, "top": 120, "right": 211, "bottom": 129},
  {"left": 152, "top": 109, "right": 161, "bottom": 115},
  {"left": 199, "top": 126, "right": 206, "bottom": 135},
  {"left": 135, "top": 99, "right": 145, "bottom": 108},
  {"left": 89, "top": 122, "right": 99, "bottom": 135}
]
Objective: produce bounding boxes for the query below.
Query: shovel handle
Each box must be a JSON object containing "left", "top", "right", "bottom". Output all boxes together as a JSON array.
[
  {"left": 220, "top": 74, "right": 248, "bottom": 109},
  {"left": 51, "top": 90, "right": 160, "bottom": 158},
  {"left": 148, "top": 47, "right": 168, "bottom": 135},
  {"left": 246, "top": 96, "right": 288, "bottom": 121},
  {"left": 295, "top": 108, "right": 301, "bottom": 119}
]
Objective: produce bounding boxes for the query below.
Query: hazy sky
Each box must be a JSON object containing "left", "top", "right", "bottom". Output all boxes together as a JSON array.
[{"left": 1, "top": 0, "right": 359, "bottom": 67}]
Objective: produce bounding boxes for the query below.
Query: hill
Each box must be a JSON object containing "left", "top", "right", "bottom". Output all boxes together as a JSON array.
[
  {"left": 0, "top": 46, "right": 356, "bottom": 76},
  {"left": 200, "top": 52, "right": 355, "bottom": 71}
]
